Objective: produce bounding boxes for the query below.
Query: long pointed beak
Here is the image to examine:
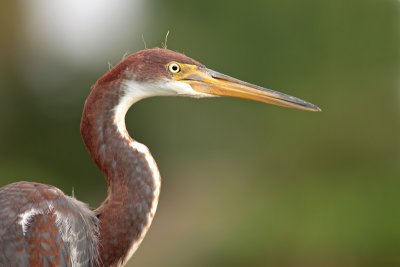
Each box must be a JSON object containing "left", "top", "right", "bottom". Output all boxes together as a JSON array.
[{"left": 181, "top": 66, "right": 321, "bottom": 112}]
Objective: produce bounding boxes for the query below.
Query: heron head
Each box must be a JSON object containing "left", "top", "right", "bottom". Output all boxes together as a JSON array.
[{"left": 99, "top": 48, "right": 320, "bottom": 112}]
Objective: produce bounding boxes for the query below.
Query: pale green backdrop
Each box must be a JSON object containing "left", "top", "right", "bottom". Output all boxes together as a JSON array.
[{"left": 0, "top": 0, "right": 399, "bottom": 266}]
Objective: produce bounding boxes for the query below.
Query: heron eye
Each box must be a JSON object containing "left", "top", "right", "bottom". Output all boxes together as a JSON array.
[{"left": 168, "top": 63, "right": 181, "bottom": 74}]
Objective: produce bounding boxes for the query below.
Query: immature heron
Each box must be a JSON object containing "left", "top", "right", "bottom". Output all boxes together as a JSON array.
[{"left": 0, "top": 48, "right": 320, "bottom": 266}]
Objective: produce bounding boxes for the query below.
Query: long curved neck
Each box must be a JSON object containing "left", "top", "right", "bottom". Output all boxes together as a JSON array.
[{"left": 80, "top": 79, "right": 161, "bottom": 267}]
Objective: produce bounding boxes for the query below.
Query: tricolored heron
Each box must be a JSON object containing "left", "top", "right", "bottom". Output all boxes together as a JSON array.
[{"left": 0, "top": 48, "right": 320, "bottom": 266}]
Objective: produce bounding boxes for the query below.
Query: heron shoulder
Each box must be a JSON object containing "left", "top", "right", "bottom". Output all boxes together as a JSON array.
[{"left": 0, "top": 181, "right": 99, "bottom": 267}]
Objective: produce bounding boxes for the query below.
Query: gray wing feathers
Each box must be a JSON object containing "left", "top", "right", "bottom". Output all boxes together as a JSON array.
[
  {"left": 54, "top": 192, "right": 100, "bottom": 266},
  {"left": 0, "top": 182, "right": 99, "bottom": 267}
]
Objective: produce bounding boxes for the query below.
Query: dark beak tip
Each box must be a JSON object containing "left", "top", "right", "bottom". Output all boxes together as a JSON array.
[
  {"left": 311, "top": 105, "right": 322, "bottom": 112},
  {"left": 203, "top": 67, "right": 322, "bottom": 112}
]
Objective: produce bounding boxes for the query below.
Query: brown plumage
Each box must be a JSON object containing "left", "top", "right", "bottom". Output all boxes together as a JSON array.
[{"left": 96, "top": 48, "right": 204, "bottom": 85}]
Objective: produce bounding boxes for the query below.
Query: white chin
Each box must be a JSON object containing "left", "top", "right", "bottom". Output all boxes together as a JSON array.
[
  {"left": 113, "top": 80, "right": 216, "bottom": 136},
  {"left": 161, "top": 80, "right": 216, "bottom": 98}
]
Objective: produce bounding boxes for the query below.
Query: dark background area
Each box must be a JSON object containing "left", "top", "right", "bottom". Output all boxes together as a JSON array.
[{"left": 0, "top": 0, "right": 399, "bottom": 266}]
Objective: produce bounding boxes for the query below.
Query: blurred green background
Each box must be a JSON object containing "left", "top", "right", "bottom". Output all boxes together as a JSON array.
[{"left": 1, "top": 0, "right": 399, "bottom": 266}]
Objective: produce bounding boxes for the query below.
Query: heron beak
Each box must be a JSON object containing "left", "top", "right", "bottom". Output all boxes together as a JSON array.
[{"left": 180, "top": 66, "right": 321, "bottom": 112}]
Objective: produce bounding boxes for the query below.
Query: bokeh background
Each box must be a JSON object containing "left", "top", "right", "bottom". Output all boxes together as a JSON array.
[{"left": 1, "top": 0, "right": 399, "bottom": 266}]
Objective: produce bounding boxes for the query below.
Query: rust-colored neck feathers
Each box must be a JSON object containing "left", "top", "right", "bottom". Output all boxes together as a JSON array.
[
  {"left": 81, "top": 69, "right": 158, "bottom": 267},
  {"left": 81, "top": 55, "right": 160, "bottom": 266},
  {"left": 80, "top": 48, "right": 203, "bottom": 266}
]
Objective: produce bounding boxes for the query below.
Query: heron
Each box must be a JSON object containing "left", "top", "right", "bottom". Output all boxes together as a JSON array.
[{"left": 0, "top": 48, "right": 320, "bottom": 267}]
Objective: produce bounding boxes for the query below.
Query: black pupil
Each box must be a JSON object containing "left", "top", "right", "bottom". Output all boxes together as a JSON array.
[{"left": 172, "top": 65, "right": 178, "bottom": 71}]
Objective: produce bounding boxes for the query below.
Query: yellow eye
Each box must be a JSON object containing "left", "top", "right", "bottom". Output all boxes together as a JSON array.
[{"left": 168, "top": 62, "right": 181, "bottom": 74}]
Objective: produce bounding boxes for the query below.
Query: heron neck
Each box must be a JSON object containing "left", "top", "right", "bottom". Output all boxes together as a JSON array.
[{"left": 80, "top": 80, "right": 161, "bottom": 266}]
